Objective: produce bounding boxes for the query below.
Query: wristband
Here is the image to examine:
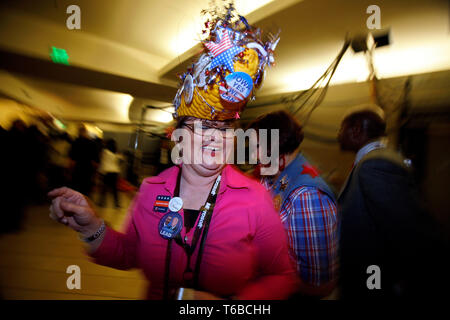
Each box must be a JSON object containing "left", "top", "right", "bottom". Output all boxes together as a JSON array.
[{"left": 80, "top": 220, "right": 106, "bottom": 243}]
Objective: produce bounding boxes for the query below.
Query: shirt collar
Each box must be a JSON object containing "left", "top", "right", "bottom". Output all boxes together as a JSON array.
[
  {"left": 270, "top": 153, "right": 305, "bottom": 186},
  {"left": 218, "top": 164, "right": 251, "bottom": 194},
  {"left": 144, "top": 165, "right": 179, "bottom": 195},
  {"left": 355, "top": 139, "right": 386, "bottom": 165}
]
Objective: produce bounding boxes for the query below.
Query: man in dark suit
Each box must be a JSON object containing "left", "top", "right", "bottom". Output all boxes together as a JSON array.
[{"left": 337, "top": 105, "right": 448, "bottom": 299}]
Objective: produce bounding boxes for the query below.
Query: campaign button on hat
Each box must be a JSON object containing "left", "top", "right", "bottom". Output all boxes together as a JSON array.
[
  {"left": 168, "top": 197, "right": 183, "bottom": 212},
  {"left": 183, "top": 75, "right": 194, "bottom": 104},
  {"left": 219, "top": 72, "right": 253, "bottom": 104}
]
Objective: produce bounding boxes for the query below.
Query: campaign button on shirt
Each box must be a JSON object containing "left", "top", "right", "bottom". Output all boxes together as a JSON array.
[
  {"left": 158, "top": 212, "right": 183, "bottom": 240},
  {"left": 168, "top": 197, "right": 183, "bottom": 212},
  {"left": 153, "top": 195, "right": 170, "bottom": 213}
]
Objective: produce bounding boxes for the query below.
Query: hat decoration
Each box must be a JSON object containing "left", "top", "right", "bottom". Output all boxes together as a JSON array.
[{"left": 173, "top": 3, "right": 280, "bottom": 121}]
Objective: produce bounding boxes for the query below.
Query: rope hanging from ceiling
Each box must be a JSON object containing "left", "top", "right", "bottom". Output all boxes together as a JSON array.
[{"left": 289, "top": 39, "right": 351, "bottom": 124}]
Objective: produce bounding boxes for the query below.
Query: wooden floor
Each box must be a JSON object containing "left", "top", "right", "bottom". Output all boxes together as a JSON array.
[{"left": 0, "top": 192, "right": 148, "bottom": 300}]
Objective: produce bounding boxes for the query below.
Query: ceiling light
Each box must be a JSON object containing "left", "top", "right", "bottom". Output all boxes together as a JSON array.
[
  {"left": 119, "top": 94, "right": 133, "bottom": 121},
  {"left": 145, "top": 106, "right": 175, "bottom": 123}
]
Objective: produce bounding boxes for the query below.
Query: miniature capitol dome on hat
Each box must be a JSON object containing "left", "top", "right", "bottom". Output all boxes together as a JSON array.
[{"left": 173, "top": 4, "right": 280, "bottom": 121}]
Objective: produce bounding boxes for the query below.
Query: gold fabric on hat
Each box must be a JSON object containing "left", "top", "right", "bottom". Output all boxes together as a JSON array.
[{"left": 176, "top": 48, "right": 260, "bottom": 121}]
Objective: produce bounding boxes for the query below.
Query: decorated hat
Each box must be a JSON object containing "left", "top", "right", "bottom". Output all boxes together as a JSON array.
[{"left": 173, "top": 3, "right": 280, "bottom": 121}]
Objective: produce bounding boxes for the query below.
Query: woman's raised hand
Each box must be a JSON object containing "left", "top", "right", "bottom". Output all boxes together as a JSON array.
[{"left": 48, "top": 187, "right": 102, "bottom": 238}]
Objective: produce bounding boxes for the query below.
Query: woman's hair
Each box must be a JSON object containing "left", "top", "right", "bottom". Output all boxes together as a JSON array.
[
  {"left": 105, "top": 138, "right": 117, "bottom": 153},
  {"left": 175, "top": 116, "right": 194, "bottom": 129},
  {"left": 247, "top": 110, "right": 304, "bottom": 156},
  {"left": 175, "top": 116, "right": 237, "bottom": 129}
]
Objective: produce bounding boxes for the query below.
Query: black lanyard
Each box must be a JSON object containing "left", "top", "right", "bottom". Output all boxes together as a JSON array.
[{"left": 162, "top": 170, "right": 221, "bottom": 299}]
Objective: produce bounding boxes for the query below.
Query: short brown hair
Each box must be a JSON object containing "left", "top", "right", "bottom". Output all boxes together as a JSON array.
[
  {"left": 344, "top": 111, "right": 386, "bottom": 140},
  {"left": 247, "top": 110, "right": 304, "bottom": 156}
]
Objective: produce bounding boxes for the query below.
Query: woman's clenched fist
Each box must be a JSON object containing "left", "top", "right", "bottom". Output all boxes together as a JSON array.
[{"left": 48, "top": 187, "right": 102, "bottom": 238}]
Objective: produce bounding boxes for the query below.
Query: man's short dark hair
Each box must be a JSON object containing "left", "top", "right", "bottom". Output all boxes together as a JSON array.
[
  {"left": 344, "top": 111, "right": 386, "bottom": 140},
  {"left": 247, "top": 110, "right": 304, "bottom": 156}
]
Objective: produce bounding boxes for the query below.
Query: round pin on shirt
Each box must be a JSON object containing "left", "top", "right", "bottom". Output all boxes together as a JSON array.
[
  {"left": 168, "top": 197, "right": 183, "bottom": 212},
  {"left": 158, "top": 212, "right": 183, "bottom": 240}
]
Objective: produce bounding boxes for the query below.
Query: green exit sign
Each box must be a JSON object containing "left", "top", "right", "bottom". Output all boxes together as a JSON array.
[{"left": 50, "top": 46, "right": 69, "bottom": 65}]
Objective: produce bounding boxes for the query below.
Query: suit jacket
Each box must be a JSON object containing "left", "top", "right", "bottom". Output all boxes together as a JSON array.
[{"left": 338, "top": 147, "right": 447, "bottom": 299}]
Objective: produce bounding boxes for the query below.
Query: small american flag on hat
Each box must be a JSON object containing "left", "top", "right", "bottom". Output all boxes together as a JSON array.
[{"left": 205, "top": 28, "right": 232, "bottom": 57}]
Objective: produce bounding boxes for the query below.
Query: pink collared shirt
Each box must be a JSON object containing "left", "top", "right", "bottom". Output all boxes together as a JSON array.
[{"left": 89, "top": 165, "right": 300, "bottom": 299}]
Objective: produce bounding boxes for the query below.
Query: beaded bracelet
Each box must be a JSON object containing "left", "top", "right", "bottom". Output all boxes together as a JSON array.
[{"left": 80, "top": 220, "right": 106, "bottom": 243}]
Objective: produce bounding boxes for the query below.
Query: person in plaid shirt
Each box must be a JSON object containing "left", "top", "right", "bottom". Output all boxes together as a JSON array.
[{"left": 249, "top": 110, "right": 339, "bottom": 298}]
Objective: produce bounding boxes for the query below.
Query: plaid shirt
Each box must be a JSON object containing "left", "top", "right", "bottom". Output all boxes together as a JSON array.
[{"left": 279, "top": 186, "right": 339, "bottom": 287}]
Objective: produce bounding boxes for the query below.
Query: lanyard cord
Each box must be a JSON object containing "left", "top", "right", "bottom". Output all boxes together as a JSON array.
[
  {"left": 163, "top": 239, "right": 172, "bottom": 300},
  {"left": 193, "top": 203, "right": 215, "bottom": 288},
  {"left": 162, "top": 169, "right": 221, "bottom": 299},
  {"left": 182, "top": 179, "right": 220, "bottom": 288}
]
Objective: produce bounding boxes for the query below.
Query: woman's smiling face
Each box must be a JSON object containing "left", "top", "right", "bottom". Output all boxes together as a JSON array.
[{"left": 177, "top": 118, "right": 235, "bottom": 174}]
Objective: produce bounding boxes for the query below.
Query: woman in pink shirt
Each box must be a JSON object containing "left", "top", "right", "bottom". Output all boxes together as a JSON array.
[
  {"left": 48, "top": 117, "right": 299, "bottom": 299},
  {"left": 48, "top": 6, "right": 299, "bottom": 299}
]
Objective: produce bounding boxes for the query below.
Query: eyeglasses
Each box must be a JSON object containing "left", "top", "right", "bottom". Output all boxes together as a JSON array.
[{"left": 183, "top": 123, "right": 234, "bottom": 139}]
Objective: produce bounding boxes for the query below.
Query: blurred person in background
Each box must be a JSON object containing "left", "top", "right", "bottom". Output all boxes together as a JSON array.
[
  {"left": 123, "top": 149, "right": 138, "bottom": 186},
  {"left": 25, "top": 124, "right": 49, "bottom": 204},
  {"left": 98, "top": 138, "right": 123, "bottom": 208},
  {"left": 48, "top": 132, "right": 72, "bottom": 190},
  {"left": 0, "top": 124, "right": 10, "bottom": 234},
  {"left": 48, "top": 7, "right": 300, "bottom": 300},
  {"left": 337, "top": 104, "right": 449, "bottom": 299},
  {"left": 69, "top": 125, "right": 99, "bottom": 196},
  {"left": 2, "top": 120, "right": 30, "bottom": 233},
  {"left": 248, "top": 110, "right": 339, "bottom": 299},
  {"left": 0, "top": 125, "right": 6, "bottom": 176},
  {"left": 93, "top": 136, "right": 104, "bottom": 162}
]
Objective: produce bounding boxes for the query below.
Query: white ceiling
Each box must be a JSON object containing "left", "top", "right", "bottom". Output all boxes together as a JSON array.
[{"left": 0, "top": 0, "right": 449, "bottom": 127}]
